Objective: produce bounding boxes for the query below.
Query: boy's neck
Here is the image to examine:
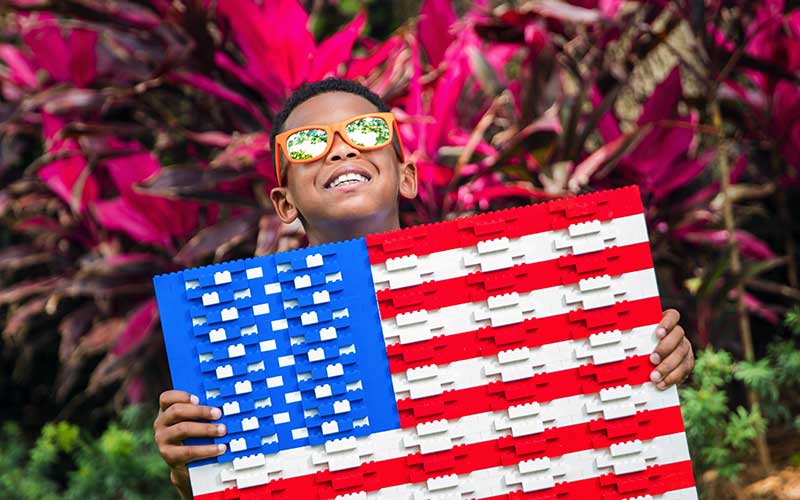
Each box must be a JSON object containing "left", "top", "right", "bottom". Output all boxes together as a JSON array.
[{"left": 304, "top": 213, "right": 401, "bottom": 246}]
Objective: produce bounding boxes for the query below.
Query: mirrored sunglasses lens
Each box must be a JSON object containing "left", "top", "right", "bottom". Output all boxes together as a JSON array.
[
  {"left": 345, "top": 117, "right": 390, "bottom": 148},
  {"left": 286, "top": 129, "right": 328, "bottom": 160}
]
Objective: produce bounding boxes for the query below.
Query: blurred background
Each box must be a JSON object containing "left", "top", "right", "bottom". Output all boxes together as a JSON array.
[{"left": 1, "top": 0, "right": 799, "bottom": 498}]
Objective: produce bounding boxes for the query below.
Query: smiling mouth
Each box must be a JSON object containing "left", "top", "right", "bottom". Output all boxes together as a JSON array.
[{"left": 325, "top": 171, "right": 372, "bottom": 189}]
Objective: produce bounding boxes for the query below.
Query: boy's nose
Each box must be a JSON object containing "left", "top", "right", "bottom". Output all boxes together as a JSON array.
[{"left": 326, "top": 131, "right": 359, "bottom": 162}]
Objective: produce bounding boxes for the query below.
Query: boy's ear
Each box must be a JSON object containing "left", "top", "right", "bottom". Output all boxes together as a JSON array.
[
  {"left": 269, "top": 186, "right": 300, "bottom": 224},
  {"left": 399, "top": 161, "right": 418, "bottom": 200}
]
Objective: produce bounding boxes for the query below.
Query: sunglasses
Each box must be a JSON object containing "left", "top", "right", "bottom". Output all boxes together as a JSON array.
[{"left": 273, "top": 112, "right": 406, "bottom": 186}]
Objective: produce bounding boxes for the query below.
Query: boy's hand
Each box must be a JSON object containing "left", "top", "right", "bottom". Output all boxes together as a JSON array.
[
  {"left": 153, "top": 390, "right": 227, "bottom": 498},
  {"left": 649, "top": 309, "right": 694, "bottom": 390}
]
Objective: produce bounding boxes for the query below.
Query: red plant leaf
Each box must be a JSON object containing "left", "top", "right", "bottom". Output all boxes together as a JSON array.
[
  {"left": 569, "top": 129, "right": 646, "bottom": 192},
  {"left": 345, "top": 35, "right": 405, "bottom": 80},
  {"left": 0, "top": 44, "right": 39, "bottom": 88},
  {"left": 527, "top": 0, "right": 602, "bottom": 24},
  {"left": 651, "top": 153, "right": 711, "bottom": 202},
  {"left": 112, "top": 298, "right": 158, "bottom": 356},
  {"left": 93, "top": 197, "right": 173, "bottom": 249},
  {"left": 58, "top": 303, "right": 98, "bottom": 362},
  {"left": 730, "top": 289, "right": 780, "bottom": 324},
  {"left": 67, "top": 28, "right": 98, "bottom": 88},
  {"left": 637, "top": 67, "right": 682, "bottom": 126},
  {"left": 683, "top": 229, "right": 777, "bottom": 260},
  {"left": 418, "top": 0, "right": 457, "bottom": 68},
  {"left": 591, "top": 85, "right": 621, "bottom": 142},
  {"left": 216, "top": 0, "right": 314, "bottom": 103},
  {"left": 0, "top": 277, "right": 61, "bottom": 305},
  {"left": 21, "top": 13, "right": 70, "bottom": 82},
  {"left": 169, "top": 71, "right": 270, "bottom": 129},
  {"left": 38, "top": 153, "right": 100, "bottom": 213},
  {"left": 309, "top": 12, "right": 366, "bottom": 81},
  {"left": 175, "top": 212, "right": 260, "bottom": 265}
]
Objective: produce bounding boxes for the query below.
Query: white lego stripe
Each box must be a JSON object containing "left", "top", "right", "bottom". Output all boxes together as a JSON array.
[
  {"left": 390, "top": 324, "right": 658, "bottom": 396},
  {"left": 352, "top": 433, "right": 693, "bottom": 499},
  {"left": 370, "top": 214, "right": 649, "bottom": 291},
  {"left": 188, "top": 383, "right": 680, "bottom": 495},
  {"left": 380, "top": 268, "right": 659, "bottom": 344}
]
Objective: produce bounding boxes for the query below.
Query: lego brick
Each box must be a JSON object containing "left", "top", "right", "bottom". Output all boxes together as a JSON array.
[
  {"left": 189, "top": 382, "right": 682, "bottom": 497},
  {"left": 154, "top": 186, "right": 697, "bottom": 499},
  {"left": 365, "top": 186, "right": 644, "bottom": 264},
  {"left": 370, "top": 213, "right": 650, "bottom": 293},
  {"left": 378, "top": 268, "right": 659, "bottom": 347}
]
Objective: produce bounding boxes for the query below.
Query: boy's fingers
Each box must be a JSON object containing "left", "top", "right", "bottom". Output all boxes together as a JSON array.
[
  {"left": 162, "top": 443, "right": 227, "bottom": 467},
  {"left": 158, "top": 422, "right": 226, "bottom": 445},
  {"left": 654, "top": 309, "right": 681, "bottom": 339},
  {"left": 650, "top": 325, "right": 685, "bottom": 365},
  {"left": 656, "top": 342, "right": 695, "bottom": 390},
  {"left": 651, "top": 337, "right": 692, "bottom": 387},
  {"left": 159, "top": 390, "right": 198, "bottom": 411},
  {"left": 160, "top": 403, "right": 222, "bottom": 427}
]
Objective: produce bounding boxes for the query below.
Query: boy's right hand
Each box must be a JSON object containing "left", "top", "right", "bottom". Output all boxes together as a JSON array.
[{"left": 154, "top": 390, "right": 227, "bottom": 497}]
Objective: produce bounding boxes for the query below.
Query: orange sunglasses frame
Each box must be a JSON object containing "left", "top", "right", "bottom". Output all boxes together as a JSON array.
[{"left": 273, "top": 112, "right": 406, "bottom": 186}]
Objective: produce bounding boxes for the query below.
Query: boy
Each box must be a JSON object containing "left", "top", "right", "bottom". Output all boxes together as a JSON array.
[{"left": 153, "top": 79, "right": 695, "bottom": 499}]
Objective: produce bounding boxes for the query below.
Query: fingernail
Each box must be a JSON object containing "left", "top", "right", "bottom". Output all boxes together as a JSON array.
[
  {"left": 217, "top": 424, "right": 226, "bottom": 436},
  {"left": 650, "top": 353, "right": 661, "bottom": 364},
  {"left": 211, "top": 408, "right": 222, "bottom": 419},
  {"left": 657, "top": 382, "right": 667, "bottom": 390},
  {"left": 656, "top": 327, "right": 666, "bottom": 338},
  {"left": 650, "top": 370, "right": 662, "bottom": 382},
  {"left": 190, "top": 394, "right": 199, "bottom": 405},
  {"left": 217, "top": 444, "right": 226, "bottom": 454}
]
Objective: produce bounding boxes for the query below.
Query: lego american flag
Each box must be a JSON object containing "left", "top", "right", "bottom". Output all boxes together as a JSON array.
[{"left": 154, "top": 186, "right": 697, "bottom": 499}]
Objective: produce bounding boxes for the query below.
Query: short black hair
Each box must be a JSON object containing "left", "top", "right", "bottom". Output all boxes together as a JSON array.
[{"left": 270, "top": 78, "right": 390, "bottom": 181}]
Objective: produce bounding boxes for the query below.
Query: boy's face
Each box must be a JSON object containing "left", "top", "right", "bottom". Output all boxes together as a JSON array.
[{"left": 269, "top": 92, "right": 417, "bottom": 241}]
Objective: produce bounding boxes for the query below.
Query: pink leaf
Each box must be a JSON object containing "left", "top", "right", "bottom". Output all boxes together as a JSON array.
[
  {"left": 0, "top": 44, "right": 39, "bottom": 88},
  {"left": 39, "top": 154, "right": 99, "bottom": 212},
  {"left": 651, "top": 153, "right": 710, "bottom": 202},
  {"left": 345, "top": 35, "right": 404, "bottom": 79},
  {"left": 21, "top": 14, "right": 70, "bottom": 83},
  {"left": 93, "top": 197, "right": 173, "bottom": 249},
  {"left": 569, "top": 131, "right": 631, "bottom": 192},
  {"left": 113, "top": 299, "right": 158, "bottom": 356},
  {"left": 598, "top": 0, "right": 624, "bottom": 18},
  {"left": 425, "top": 30, "right": 474, "bottom": 157},
  {"left": 682, "top": 229, "right": 776, "bottom": 260},
  {"left": 731, "top": 290, "right": 780, "bottom": 324},
  {"left": 527, "top": 0, "right": 602, "bottom": 23},
  {"left": 309, "top": 12, "right": 365, "bottom": 81},
  {"left": 101, "top": 139, "right": 159, "bottom": 193},
  {"left": 637, "top": 67, "right": 682, "bottom": 126},
  {"left": 591, "top": 85, "right": 621, "bottom": 142},
  {"left": 418, "top": 0, "right": 457, "bottom": 68},
  {"left": 68, "top": 28, "right": 97, "bottom": 88},
  {"left": 216, "top": 0, "right": 314, "bottom": 99},
  {"left": 628, "top": 123, "right": 695, "bottom": 188},
  {"left": 168, "top": 71, "right": 270, "bottom": 129}
]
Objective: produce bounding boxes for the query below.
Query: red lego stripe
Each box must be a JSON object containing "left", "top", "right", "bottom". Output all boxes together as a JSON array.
[
  {"left": 483, "top": 461, "right": 696, "bottom": 500},
  {"left": 376, "top": 242, "right": 655, "bottom": 320},
  {"left": 366, "top": 186, "right": 644, "bottom": 265},
  {"left": 194, "top": 405, "right": 687, "bottom": 500},
  {"left": 387, "top": 296, "right": 663, "bottom": 373},
  {"left": 397, "top": 355, "right": 653, "bottom": 428}
]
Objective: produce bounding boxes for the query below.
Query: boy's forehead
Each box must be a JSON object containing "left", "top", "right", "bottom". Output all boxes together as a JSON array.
[{"left": 283, "top": 92, "right": 380, "bottom": 130}]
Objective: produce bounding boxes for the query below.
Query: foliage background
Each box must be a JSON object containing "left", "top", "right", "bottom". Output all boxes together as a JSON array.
[{"left": 1, "top": 0, "right": 799, "bottom": 497}]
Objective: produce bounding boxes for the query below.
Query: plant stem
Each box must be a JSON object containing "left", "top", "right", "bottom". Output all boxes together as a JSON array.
[
  {"left": 711, "top": 101, "right": 773, "bottom": 474},
  {"left": 772, "top": 152, "right": 799, "bottom": 288}
]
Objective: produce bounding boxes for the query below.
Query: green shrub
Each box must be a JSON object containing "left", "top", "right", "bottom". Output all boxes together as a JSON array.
[
  {"left": 681, "top": 306, "right": 800, "bottom": 481},
  {"left": 0, "top": 406, "right": 173, "bottom": 500}
]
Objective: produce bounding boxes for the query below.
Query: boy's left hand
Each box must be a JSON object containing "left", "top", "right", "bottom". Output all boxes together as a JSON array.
[{"left": 649, "top": 309, "right": 694, "bottom": 390}]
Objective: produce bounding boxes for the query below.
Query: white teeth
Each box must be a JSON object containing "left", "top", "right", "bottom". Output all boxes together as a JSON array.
[{"left": 328, "top": 172, "right": 369, "bottom": 188}]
